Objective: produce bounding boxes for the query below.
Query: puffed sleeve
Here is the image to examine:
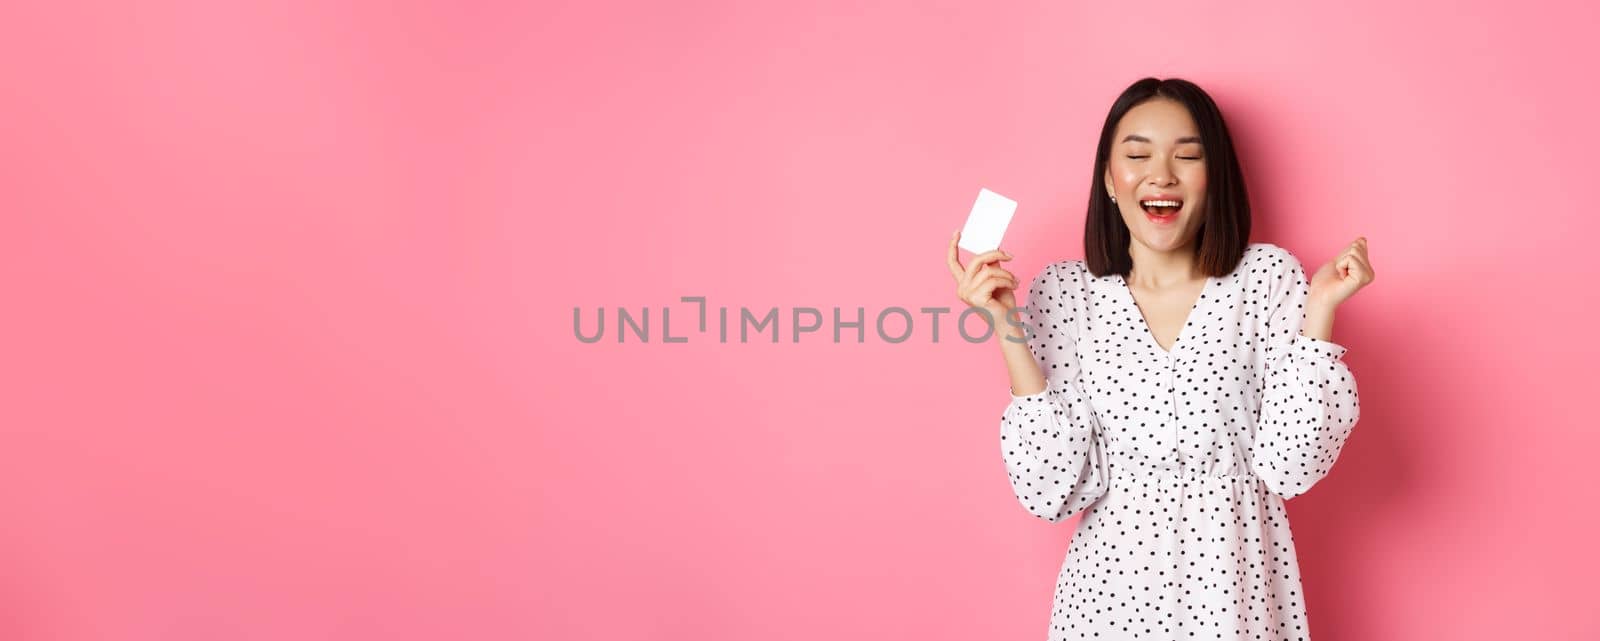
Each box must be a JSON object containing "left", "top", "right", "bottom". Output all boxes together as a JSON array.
[
  {"left": 999, "top": 262, "right": 1110, "bottom": 523},
  {"left": 1248, "top": 250, "right": 1362, "bottom": 499}
]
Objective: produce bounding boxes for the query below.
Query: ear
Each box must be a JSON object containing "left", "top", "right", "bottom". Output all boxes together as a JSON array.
[{"left": 1103, "top": 169, "right": 1115, "bottom": 200}]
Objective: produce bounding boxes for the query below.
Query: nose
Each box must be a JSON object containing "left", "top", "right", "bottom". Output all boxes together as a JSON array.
[
  {"left": 1152, "top": 164, "right": 1177, "bottom": 187},
  {"left": 1147, "top": 162, "right": 1177, "bottom": 187}
]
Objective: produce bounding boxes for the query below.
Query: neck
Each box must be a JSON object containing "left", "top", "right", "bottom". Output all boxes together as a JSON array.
[{"left": 1126, "top": 240, "right": 1203, "bottom": 289}]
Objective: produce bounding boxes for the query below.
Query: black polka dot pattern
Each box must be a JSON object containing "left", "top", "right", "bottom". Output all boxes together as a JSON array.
[{"left": 999, "top": 242, "right": 1361, "bottom": 640}]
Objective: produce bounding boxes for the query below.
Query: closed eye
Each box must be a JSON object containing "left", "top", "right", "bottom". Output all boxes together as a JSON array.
[{"left": 1126, "top": 155, "right": 1203, "bottom": 160}]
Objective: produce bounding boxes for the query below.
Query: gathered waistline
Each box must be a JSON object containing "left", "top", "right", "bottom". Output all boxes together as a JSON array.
[{"left": 1107, "top": 466, "right": 1260, "bottom": 482}]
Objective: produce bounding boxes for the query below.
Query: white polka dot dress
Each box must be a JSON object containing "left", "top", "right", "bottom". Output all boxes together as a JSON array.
[{"left": 1000, "top": 242, "right": 1360, "bottom": 640}]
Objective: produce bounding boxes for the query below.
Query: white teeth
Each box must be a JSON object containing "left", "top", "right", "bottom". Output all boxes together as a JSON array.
[{"left": 1140, "top": 199, "right": 1182, "bottom": 208}]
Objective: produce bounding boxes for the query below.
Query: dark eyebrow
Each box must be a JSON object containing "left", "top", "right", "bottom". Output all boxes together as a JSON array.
[{"left": 1120, "top": 135, "right": 1203, "bottom": 144}]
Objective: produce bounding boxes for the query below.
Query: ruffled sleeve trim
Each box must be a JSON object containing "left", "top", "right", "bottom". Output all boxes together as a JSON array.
[
  {"left": 1007, "top": 387, "right": 1053, "bottom": 403},
  {"left": 1291, "top": 333, "right": 1349, "bottom": 362}
]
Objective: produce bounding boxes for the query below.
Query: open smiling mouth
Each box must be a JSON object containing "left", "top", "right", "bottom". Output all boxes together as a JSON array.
[{"left": 1140, "top": 199, "right": 1182, "bottom": 221}]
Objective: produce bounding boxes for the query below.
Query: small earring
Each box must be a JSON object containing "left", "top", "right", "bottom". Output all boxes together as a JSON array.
[{"left": 1109, "top": 195, "right": 1116, "bottom": 203}]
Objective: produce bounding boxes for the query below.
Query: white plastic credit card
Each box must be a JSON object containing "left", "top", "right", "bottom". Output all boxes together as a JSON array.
[{"left": 957, "top": 187, "right": 1017, "bottom": 254}]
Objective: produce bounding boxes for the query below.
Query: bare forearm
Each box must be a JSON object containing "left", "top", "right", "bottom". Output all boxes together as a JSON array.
[
  {"left": 997, "top": 316, "right": 1046, "bottom": 396},
  {"left": 1302, "top": 299, "right": 1335, "bottom": 341}
]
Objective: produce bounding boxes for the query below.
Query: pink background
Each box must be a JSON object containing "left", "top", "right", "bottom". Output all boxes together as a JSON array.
[{"left": 4, "top": 1, "right": 1597, "bottom": 639}]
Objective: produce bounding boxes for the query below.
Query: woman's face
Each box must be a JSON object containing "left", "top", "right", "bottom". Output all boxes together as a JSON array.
[{"left": 1104, "top": 98, "right": 1208, "bottom": 253}]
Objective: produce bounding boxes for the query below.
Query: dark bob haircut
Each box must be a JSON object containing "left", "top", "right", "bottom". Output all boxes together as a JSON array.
[{"left": 1084, "top": 77, "right": 1251, "bottom": 278}]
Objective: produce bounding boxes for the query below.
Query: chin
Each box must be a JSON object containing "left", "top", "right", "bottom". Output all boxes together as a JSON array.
[{"left": 1136, "top": 228, "right": 1199, "bottom": 250}]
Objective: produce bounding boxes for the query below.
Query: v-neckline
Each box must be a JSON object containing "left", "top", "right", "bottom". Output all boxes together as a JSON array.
[{"left": 1114, "top": 272, "right": 1214, "bottom": 357}]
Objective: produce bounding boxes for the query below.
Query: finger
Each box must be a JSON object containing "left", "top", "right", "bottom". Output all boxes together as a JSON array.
[
  {"left": 1340, "top": 255, "right": 1367, "bottom": 281},
  {"left": 985, "top": 272, "right": 1019, "bottom": 289},
  {"left": 1340, "top": 245, "right": 1369, "bottom": 266},
  {"left": 963, "top": 250, "right": 1011, "bottom": 284},
  {"left": 1346, "top": 253, "right": 1374, "bottom": 281},
  {"left": 974, "top": 277, "right": 1011, "bottom": 305},
  {"left": 967, "top": 274, "right": 1019, "bottom": 304},
  {"left": 960, "top": 265, "right": 1011, "bottom": 292},
  {"left": 961, "top": 249, "right": 1013, "bottom": 285},
  {"left": 1349, "top": 260, "right": 1371, "bottom": 282},
  {"left": 967, "top": 264, "right": 1018, "bottom": 294},
  {"left": 1341, "top": 261, "right": 1368, "bottom": 285},
  {"left": 947, "top": 232, "right": 965, "bottom": 279},
  {"left": 960, "top": 260, "right": 989, "bottom": 291}
]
